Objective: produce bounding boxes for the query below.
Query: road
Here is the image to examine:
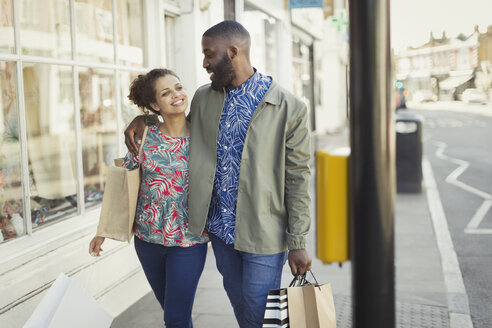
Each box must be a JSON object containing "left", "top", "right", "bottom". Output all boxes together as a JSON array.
[{"left": 406, "top": 104, "right": 492, "bottom": 328}]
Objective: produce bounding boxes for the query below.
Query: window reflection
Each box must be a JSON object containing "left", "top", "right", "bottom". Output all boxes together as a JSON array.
[
  {"left": 120, "top": 71, "right": 141, "bottom": 127},
  {"left": 0, "top": 62, "right": 24, "bottom": 243},
  {"left": 292, "top": 36, "right": 315, "bottom": 130},
  {"left": 19, "top": 0, "right": 72, "bottom": 59},
  {"left": 75, "top": 0, "right": 114, "bottom": 63},
  {"left": 117, "top": 0, "right": 144, "bottom": 66},
  {"left": 23, "top": 63, "right": 77, "bottom": 228},
  {"left": 0, "top": 0, "right": 15, "bottom": 54},
  {"left": 78, "top": 68, "right": 117, "bottom": 208}
]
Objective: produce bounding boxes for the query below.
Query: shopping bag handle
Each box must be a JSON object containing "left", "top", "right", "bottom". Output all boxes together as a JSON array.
[
  {"left": 289, "top": 270, "right": 321, "bottom": 290},
  {"left": 137, "top": 126, "right": 149, "bottom": 166}
]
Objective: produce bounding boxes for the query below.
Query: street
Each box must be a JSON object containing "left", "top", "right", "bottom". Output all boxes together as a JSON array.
[{"left": 408, "top": 103, "right": 492, "bottom": 328}]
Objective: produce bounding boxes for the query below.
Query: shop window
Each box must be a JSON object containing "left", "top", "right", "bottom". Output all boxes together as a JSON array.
[
  {"left": 243, "top": 7, "right": 277, "bottom": 78},
  {"left": 0, "top": 0, "right": 149, "bottom": 242},
  {"left": 23, "top": 63, "right": 77, "bottom": 228},
  {"left": 0, "top": 62, "right": 24, "bottom": 243},
  {"left": 292, "top": 36, "right": 315, "bottom": 130},
  {"left": 223, "top": 0, "right": 235, "bottom": 20},
  {"left": 19, "top": 0, "right": 72, "bottom": 60},
  {"left": 117, "top": 0, "right": 144, "bottom": 67},
  {"left": 78, "top": 68, "right": 117, "bottom": 209},
  {"left": 75, "top": 0, "right": 114, "bottom": 63},
  {"left": 164, "top": 14, "right": 176, "bottom": 70},
  {"left": 0, "top": 0, "right": 15, "bottom": 54},
  {"left": 120, "top": 71, "right": 141, "bottom": 127}
]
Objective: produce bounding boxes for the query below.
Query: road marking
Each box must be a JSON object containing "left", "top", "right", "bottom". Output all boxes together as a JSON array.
[
  {"left": 433, "top": 141, "right": 492, "bottom": 234},
  {"left": 423, "top": 159, "right": 474, "bottom": 328}
]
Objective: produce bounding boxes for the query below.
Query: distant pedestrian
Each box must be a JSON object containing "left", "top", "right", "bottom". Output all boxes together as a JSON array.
[
  {"left": 125, "top": 20, "right": 312, "bottom": 327},
  {"left": 90, "top": 68, "right": 208, "bottom": 328}
]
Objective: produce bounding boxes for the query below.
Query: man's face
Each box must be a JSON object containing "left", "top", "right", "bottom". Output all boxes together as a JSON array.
[{"left": 202, "top": 36, "right": 236, "bottom": 90}]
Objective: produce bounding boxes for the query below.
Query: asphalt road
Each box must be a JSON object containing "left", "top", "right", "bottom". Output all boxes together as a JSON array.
[{"left": 405, "top": 105, "right": 492, "bottom": 328}]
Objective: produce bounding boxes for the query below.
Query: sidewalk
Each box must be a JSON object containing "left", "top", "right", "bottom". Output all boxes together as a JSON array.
[{"left": 112, "top": 130, "right": 452, "bottom": 328}]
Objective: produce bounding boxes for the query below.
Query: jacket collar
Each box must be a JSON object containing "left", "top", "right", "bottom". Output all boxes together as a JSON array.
[
  {"left": 210, "top": 77, "right": 282, "bottom": 106},
  {"left": 262, "top": 79, "right": 282, "bottom": 106}
]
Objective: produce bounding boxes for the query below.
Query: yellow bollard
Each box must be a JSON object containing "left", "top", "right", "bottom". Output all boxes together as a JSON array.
[{"left": 316, "top": 147, "right": 350, "bottom": 264}]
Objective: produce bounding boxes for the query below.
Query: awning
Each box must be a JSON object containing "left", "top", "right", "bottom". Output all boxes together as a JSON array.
[{"left": 439, "top": 75, "right": 473, "bottom": 90}]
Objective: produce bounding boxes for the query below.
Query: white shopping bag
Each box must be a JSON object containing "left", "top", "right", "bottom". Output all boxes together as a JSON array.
[{"left": 24, "top": 273, "right": 113, "bottom": 328}]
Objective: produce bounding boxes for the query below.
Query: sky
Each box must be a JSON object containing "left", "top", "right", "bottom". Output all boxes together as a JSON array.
[{"left": 390, "top": 0, "right": 492, "bottom": 52}]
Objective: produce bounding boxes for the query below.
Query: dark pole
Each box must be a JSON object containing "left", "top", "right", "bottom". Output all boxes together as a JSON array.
[{"left": 348, "top": 0, "right": 395, "bottom": 327}]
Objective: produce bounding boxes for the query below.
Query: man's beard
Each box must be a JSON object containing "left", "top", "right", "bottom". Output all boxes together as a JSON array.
[{"left": 210, "top": 54, "right": 236, "bottom": 91}]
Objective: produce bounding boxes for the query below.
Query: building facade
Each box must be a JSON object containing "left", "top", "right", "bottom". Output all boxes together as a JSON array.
[
  {"left": 477, "top": 25, "right": 492, "bottom": 94},
  {"left": 0, "top": 0, "right": 348, "bottom": 325},
  {"left": 395, "top": 30, "right": 479, "bottom": 101}
]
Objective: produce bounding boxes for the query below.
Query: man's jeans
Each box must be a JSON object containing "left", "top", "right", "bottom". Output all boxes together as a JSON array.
[{"left": 209, "top": 234, "right": 288, "bottom": 328}]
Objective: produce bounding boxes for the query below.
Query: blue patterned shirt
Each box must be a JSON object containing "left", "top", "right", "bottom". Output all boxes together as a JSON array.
[{"left": 205, "top": 71, "right": 272, "bottom": 244}]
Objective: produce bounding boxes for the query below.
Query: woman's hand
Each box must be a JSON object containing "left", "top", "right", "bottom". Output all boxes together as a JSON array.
[{"left": 89, "top": 236, "right": 105, "bottom": 257}]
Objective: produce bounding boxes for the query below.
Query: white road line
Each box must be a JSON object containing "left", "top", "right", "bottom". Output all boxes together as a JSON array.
[
  {"left": 433, "top": 141, "right": 492, "bottom": 234},
  {"left": 423, "top": 159, "right": 474, "bottom": 328},
  {"left": 466, "top": 200, "right": 492, "bottom": 230}
]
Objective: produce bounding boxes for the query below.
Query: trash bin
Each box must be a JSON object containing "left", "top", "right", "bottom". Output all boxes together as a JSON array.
[{"left": 395, "top": 113, "right": 423, "bottom": 193}]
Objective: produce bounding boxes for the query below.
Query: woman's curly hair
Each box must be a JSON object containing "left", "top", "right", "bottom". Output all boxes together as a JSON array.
[{"left": 128, "top": 68, "right": 179, "bottom": 114}]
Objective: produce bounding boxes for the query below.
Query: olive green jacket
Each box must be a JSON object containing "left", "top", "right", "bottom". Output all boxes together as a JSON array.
[{"left": 188, "top": 80, "right": 311, "bottom": 254}]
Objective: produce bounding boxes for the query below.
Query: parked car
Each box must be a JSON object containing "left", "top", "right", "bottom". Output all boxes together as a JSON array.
[{"left": 461, "top": 88, "right": 488, "bottom": 104}]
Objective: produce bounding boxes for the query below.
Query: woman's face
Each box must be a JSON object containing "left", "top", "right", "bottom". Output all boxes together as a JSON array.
[{"left": 150, "top": 75, "right": 188, "bottom": 116}]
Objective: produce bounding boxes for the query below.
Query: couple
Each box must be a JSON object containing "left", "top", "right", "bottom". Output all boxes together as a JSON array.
[{"left": 89, "top": 20, "right": 312, "bottom": 328}]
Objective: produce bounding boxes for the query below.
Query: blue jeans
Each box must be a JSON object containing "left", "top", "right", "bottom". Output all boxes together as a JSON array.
[
  {"left": 209, "top": 234, "right": 288, "bottom": 328},
  {"left": 134, "top": 237, "right": 207, "bottom": 328}
]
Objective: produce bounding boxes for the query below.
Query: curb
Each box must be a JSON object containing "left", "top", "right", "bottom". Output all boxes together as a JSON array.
[{"left": 422, "top": 158, "right": 474, "bottom": 328}]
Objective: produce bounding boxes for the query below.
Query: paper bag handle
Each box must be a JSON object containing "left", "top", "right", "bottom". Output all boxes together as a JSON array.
[{"left": 137, "top": 126, "right": 149, "bottom": 165}]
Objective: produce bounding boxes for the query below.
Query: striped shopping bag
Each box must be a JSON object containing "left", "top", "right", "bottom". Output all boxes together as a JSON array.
[{"left": 262, "top": 288, "right": 289, "bottom": 327}]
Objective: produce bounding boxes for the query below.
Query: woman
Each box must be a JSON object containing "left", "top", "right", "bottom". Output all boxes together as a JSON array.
[{"left": 89, "top": 69, "right": 208, "bottom": 328}]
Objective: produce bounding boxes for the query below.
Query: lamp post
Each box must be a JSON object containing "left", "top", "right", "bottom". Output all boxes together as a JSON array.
[{"left": 348, "top": 0, "right": 395, "bottom": 327}]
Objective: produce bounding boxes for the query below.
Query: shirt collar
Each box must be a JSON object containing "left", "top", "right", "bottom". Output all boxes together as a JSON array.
[
  {"left": 226, "top": 68, "right": 260, "bottom": 95},
  {"left": 224, "top": 69, "right": 281, "bottom": 106}
]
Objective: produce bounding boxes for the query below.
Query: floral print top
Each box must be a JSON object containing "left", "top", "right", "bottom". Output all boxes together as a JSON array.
[{"left": 123, "top": 124, "right": 208, "bottom": 247}]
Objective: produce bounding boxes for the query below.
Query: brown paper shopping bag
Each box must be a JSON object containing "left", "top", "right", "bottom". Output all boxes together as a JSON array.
[
  {"left": 287, "top": 273, "right": 337, "bottom": 328},
  {"left": 95, "top": 126, "right": 148, "bottom": 242}
]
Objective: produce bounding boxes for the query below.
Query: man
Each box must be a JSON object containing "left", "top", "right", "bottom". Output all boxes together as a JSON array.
[{"left": 125, "top": 20, "right": 312, "bottom": 327}]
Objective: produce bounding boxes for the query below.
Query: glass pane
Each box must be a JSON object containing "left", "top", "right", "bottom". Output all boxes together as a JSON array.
[
  {"left": 19, "top": 0, "right": 72, "bottom": 59},
  {"left": 0, "top": 62, "right": 24, "bottom": 243},
  {"left": 164, "top": 15, "right": 176, "bottom": 69},
  {"left": 79, "top": 68, "right": 117, "bottom": 208},
  {"left": 120, "top": 70, "right": 141, "bottom": 127},
  {"left": 23, "top": 63, "right": 77, "bottom": 228},
  {"left": 243, "top": 8, "right": 277, "bottom": 77},
  {"left": 75, "top": 0, "right": 114, "bottom": 63},
  {"left": 0, "top": 0, "right": 15, "bottom": 54},
  {"left": 117, "top": 0, "right": 144, "bottom": 66}
]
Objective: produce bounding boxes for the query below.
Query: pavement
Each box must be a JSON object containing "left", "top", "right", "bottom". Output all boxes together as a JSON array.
[{"left": 112, "top": 128, "right": 470, "bottom": 328}]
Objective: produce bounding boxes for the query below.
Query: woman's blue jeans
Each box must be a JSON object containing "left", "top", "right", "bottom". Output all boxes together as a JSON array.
[
  {"left": 134, "top": 237, "right": 207, "bottom": 328},
  {"left": 209, "top": 233, "right": 288, "bottom": 328}
]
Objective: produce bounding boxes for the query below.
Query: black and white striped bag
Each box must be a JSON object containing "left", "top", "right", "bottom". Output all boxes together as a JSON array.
[{"left": 262, "top": 288, "right": 289, "bottom": 327}]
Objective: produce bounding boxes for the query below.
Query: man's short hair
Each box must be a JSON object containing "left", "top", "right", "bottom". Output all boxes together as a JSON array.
[{"left": 203, "top": 20, "right": 250, "bottom": 43}]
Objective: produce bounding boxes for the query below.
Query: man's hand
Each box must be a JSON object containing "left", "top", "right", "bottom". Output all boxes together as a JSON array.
[
  {"left": 124, "top": 115, "right": 147, "bottom": 155},
  {"left": 288, "top": 249, "right": 312, "bottom": 276}
]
